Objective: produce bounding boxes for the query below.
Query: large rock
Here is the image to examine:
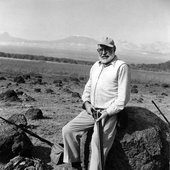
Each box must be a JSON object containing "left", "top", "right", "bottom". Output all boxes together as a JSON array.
[
  {"left": 7, "top": 114, "right": 27, "bottom": 126},
  {"left": 0, "top": 114, "right": 33, "bottom": 162},
  {"left": 0, "top": 90, "right": 20, "bottom": 102},
  {"left": 25, "top": 107, "right": 44, "bottom": 120},
  {"left": 82, "top": 106, "right": 169, "bottom": 170}
]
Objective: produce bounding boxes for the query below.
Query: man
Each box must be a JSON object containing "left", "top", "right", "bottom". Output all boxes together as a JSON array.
[{"left": 62, "top": 37, "right": 131, "bottom": 170}]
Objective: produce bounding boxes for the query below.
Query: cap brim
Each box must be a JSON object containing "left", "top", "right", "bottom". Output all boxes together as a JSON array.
[{"left": 98, "top": 43, "right": 114, "bottom": 47}]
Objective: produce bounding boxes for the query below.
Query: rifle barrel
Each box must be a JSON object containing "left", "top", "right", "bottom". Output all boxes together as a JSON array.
[
  {"left": 152, "top": 100, "right": 170, "bottom": 127},
  {"left": 0, "top": 116, "right": 54, "bottom": 147}
]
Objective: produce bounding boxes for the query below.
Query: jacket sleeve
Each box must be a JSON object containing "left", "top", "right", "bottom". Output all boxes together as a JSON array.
[
  {"left": 106, "top": 64, "right": 131, "bottom": 115},
  {"left": 81, "top": 67, "right": 93, "bottom": 103}
]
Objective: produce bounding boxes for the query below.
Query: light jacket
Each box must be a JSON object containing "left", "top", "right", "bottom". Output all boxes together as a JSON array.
[{"left": 82, "top": 56, "right": 131, "bottom": 115}]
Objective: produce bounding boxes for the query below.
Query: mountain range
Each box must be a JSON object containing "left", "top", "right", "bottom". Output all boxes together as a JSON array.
[{"left": 0, "top": 32, "right": 170, "bottom": 64}]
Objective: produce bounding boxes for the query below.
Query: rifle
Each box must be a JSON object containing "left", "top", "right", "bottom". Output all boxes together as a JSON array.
[
  {"left": 0, "top": 116, "right": 64, "bottom": 164},
  {"left": 152, "top": 100, "right": 170, "bottom": 127}
]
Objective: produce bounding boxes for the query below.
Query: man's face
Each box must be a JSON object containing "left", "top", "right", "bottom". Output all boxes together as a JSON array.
[{"left": 97, "top": 45, "right": 115, "bottom": 64}]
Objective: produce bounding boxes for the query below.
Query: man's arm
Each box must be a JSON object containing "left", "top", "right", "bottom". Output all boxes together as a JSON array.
[
  {"left": 82, "top": 78, "right": 91, "bottom": 104},
  {"left": 106, "top": 64, "right": 131, "bottom": 115},
  {"left": 82, "top": 68, "right": 96, "bottom": 115}
]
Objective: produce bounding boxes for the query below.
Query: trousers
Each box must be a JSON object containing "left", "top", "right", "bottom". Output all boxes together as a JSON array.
[{"left": 62, "top": 110, "right": 117, "bottom": 170}]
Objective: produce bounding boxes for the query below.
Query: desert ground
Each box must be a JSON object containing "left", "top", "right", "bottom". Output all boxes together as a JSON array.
[{"left": 0, "top": 57, "right": 170, "bottom": 169}]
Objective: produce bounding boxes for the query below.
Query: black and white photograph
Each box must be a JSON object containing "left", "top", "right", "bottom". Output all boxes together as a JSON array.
[{"left": 0, "top": 0, "right": 170, "bottom": 169}]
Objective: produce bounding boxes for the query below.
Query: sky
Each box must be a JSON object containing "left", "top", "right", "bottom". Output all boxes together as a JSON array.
[{"left": 0, "top": 0, "right": 170, "bottom": 44}]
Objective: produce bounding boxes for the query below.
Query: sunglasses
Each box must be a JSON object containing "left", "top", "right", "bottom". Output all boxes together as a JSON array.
[{"left": 97, "top": 47, "right": 113, "bottom": 55}]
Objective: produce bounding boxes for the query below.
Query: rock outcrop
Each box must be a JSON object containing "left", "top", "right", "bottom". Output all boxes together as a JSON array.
[
  {"left": 0, "top": 114, "right": 33, "bottom": 162},
  {"left": 7, "top": 114, "right": 27, "bottom": 126},
  {"left": 82, "top": 106, "right": 169, "bottom": 170},
  {"left": 25, "top": 107, "right": 44, "bottom": 120},
  {"left": 0, "top": 90, "right": 20, "bottom": 102}
]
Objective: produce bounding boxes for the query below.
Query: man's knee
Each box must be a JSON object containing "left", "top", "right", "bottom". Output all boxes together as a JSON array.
[{"left": 62, "top": 124, "right": 72, "bottom": 137}]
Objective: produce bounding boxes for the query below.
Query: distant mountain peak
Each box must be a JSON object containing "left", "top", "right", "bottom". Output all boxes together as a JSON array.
[
  {"left": 0, "top": 32, "right": 25, "bottom": 42},
  {"left": 1, "top": 32, "right": 10, "bottom": 37},
  {"left": 57, "top": 36, "right": 98, "bottom": 44},
  {"left": 0, "top": 32, "right": 11, "bottom": 38}
]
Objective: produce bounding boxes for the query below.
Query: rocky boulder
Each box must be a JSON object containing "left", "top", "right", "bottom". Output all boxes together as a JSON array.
[
  {"left": 82, "top": 106, "right": 169, "bottom": 170},
  {"left": 71, "top": 92, "right": 81, "bottom": 98},
  {"left": 0, "top": 76, "right": 6, "bottom": 80},
  {"left": 53, "top": 79, "right": 63, "bottom": 87},
  {"left": 0, "top": 90, "right": 20, "bottom": 102},
  {"left": 14, "top": 76, "right": 25, "bottom": 84},
  {"left": 25, "top": 107, "right": 44, "bottom": 120},
  {"left": 131, "top": 86, "right": 138, "bottom": 93},
  {"left": 7, "top": 114, "right": 27, "bottom": 126},
  {"left": 0, "top": 114, "right": 33, "bottom": 162},
  {"left": 23, "top": 93, "right": 36, "bottom": 102},
  {"left": 105, "top": 106, "right": 169, "bottom": 170},
  {"left": 45, "top": 88, "right": 54, "bottom": 94}
]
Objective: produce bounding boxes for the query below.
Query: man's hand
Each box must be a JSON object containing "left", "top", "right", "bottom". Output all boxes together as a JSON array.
[
  {"left": 96, "top": 110, "right": 109, "bottom": 122},
  {"left": 84, "top": 101, "right": 95, "bottom": 116}
]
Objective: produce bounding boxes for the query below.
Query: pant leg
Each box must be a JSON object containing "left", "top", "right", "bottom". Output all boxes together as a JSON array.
[
  {"left": 62, "top": 110, "right": 95, "bottom": 163},
  {"left": 89, "top": 114, "right": 117, "bottom": 170}
]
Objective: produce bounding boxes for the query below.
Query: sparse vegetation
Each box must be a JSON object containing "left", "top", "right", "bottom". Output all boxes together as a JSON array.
[
  {"left": 1, "top": 51, "right": 170, "bottom": 72},
  {"left": 0, "top": 51, "right": 93, "bottom": 66},
  {"left": 131, "top": 61, "right": 170, "bottom": 72},
  {"left": 0, "top": 53, "right": 170, "bottom": 170}
]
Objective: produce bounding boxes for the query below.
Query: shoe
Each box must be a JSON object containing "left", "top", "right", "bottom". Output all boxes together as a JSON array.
[{"left": 72, "top": 162, "right": 82, "bottom": 170}]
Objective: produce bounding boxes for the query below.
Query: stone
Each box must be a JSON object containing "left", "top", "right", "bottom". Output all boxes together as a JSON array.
[
  {"left": 131, "top": 87, "right": 138, "bottom": 94},
  {"left": 0, "top": 90, "right": 20, "bottom": 102},
  {"left": 81, "top": 106, "right": 169, "bottom": 170},
  {"left": 132, "top": 85, "right": 138, "bottom": 88},
  {"left": 53, "top": 80, "right": 63, "bottom": 87},
  {"left": 63, "top": 88, "right": 73, "bottom": 94},
  {"left": 69, "top": 75, "right": 80, "bottom": 83},
  {"left": 45, "top": 88, "right": 54, "bottom": 94},
  {"left": 4, "top": 156, "right": 46, "bottom": 170},
  {"left": 8, "top": 113, "right": 27, "bottom": 126},
  {"left": 105, "top": 106, "right": 169, "bottom": 170},
  {"left": 16, "top": 90, "right": 24, "bottom": 96},
  {"left": 0, "top": 76, "right": 6, "bottom": 80},
  {"left": 34, "top": 88, "right": 41, "bottom": 93},
  {"left": 23, "top": 74, "right": 31, "bottom": 79},
  {"left": 0, "top": 119, "right": 33, "bottom": 162},
  {"left": 23, "top": 93, "right": 36, "bottom": 102},
  {"left": 25, "top": 107, "right": 44, "bottom": 120},
  {"left": 72, "top": 92, "right": 81, "bottom": 98},
  {"left": 14, "top": 76, "right": 25, "bottom": 84}
]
